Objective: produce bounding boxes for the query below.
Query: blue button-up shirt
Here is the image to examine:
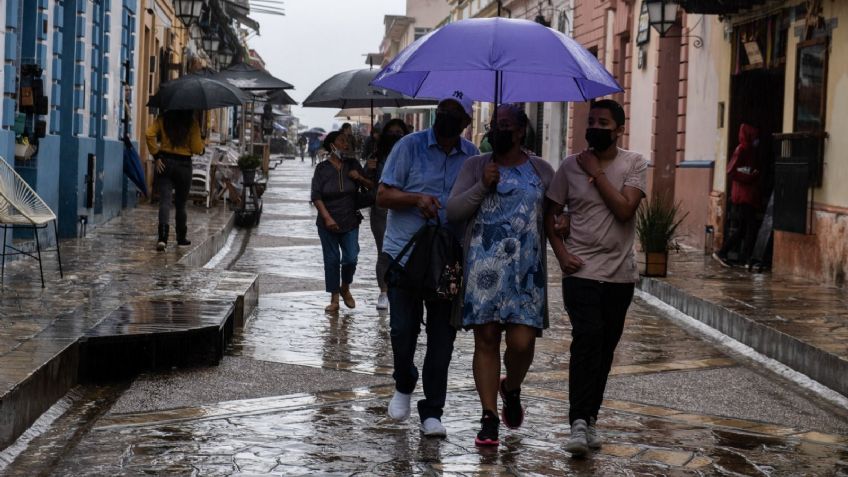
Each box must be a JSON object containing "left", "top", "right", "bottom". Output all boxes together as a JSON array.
[{"left": 380, "top": 128, "right": 479, "bottom": 262}]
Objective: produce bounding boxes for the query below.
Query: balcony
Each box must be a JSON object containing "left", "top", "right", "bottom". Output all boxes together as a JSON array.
[{"left": 678, "top": 0, "right": 771, "bottom": 14}]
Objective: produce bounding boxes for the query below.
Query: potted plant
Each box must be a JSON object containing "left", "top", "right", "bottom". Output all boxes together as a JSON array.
[
  {"left": 636, "top": 196, "right": 688, "bottom": 277},
  {"left": 238, "top": 154, "right": 261, "bottom": 185}
]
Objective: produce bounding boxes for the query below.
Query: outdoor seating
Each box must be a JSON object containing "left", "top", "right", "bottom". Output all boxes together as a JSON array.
[
  {"left": 0, "top": 155, "right": 63, "bottom": 287},
  {"left": 190, "top": 150, "right": 214, "bottom": 208}
]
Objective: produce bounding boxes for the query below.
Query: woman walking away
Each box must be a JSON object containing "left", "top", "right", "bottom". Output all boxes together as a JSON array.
[
  {"left": 365, "top": 119, "right": 409, "bottom": 311},
  {"left": 146, "top": 109, "right": 205, "bottom": 251},
  {"left": 544, "top": 99, "right": 647, "bottom": 457},
  {"left": 311, "top": 131, "right": 374, "bottom": 312},
  {"left": 447, "top": 104, "right": 554, "bottom": 447}
]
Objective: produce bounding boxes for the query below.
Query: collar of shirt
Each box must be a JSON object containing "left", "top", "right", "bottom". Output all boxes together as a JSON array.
[{"left": 425, "top": 128, "right": 478, "bottom": 157}]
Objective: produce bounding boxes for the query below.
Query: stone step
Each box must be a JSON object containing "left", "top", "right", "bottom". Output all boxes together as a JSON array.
[
  {"left": 79, "top": 299, "right": 235, "bottom": 381},
  {"left": 639, "top": 277, "right": 848, "bottom": 398}
]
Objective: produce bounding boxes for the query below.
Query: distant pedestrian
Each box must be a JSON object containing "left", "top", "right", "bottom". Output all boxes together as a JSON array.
[
  {"left": 308, "top": 136, "right": 321, "bottom": 166},
  {"left": 378, "top": 93, "right": 479, "bottom": 437},
  {"left": 297, "top": 135, "right": 307, "bottom": 162},
  {"left": 365, "top": 119, "right": 409, "bottom": 311},
  {"left": 544, "top": 99, "right": 647, "bottom": 457},
  {"left": 311, "top": 131, "right": 374, "bottom": 313},
  {"left": 447, "top": 104, "right": 554, "bottom": 447},
  {"left": 713, "top": 123, "right": 761, "bottom": 268},
  {"left": 146, "top": 109, "right": 205, "bottom": 251}
]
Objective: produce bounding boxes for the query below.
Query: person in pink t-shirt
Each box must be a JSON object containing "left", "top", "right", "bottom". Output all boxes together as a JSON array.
[{"left": 544, "top": 99, "right": 648, "bottom": 457}]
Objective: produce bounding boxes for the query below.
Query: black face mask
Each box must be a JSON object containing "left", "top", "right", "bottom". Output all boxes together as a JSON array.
[
  {"left": 385, "top": 134, "right": 403, "bottom": 148},
  {"left": 433, "top": 112, "right": 465, "bottom": 138},
  {"left": 491, "top": 129, "right": 515, "bottom": 155},
  {"left": 585, "top": 128, "right": 616, "bottom": 151}
]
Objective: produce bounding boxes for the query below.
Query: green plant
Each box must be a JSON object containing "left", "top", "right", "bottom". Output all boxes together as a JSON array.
[
  {"left": 636, "top": 196, "right": 688, "bottom": 253},
  {"left": 238, "top": 154, "right": 261, "bottom": 170}
]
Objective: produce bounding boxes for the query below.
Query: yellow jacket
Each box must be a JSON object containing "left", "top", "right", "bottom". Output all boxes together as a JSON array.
[{"left": 145, "top": 116, "right": 205, "bottom": 157}]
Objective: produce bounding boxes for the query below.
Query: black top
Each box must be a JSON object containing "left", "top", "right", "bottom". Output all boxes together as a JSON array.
[{"left": 311, "top": 159, "right": 365, "bottom": 233}]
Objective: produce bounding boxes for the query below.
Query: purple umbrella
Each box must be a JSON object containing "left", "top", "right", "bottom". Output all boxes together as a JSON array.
[{"left": 371, "top": 17, "right": 621, "bottom": 103}]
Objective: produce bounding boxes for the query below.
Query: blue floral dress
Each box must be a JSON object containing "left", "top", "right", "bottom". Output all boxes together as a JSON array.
[{"left": 462, "top": 161, "right": 546, "bottom": 329}]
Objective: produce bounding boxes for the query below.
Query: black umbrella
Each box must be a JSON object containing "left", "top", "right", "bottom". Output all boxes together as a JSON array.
[
  {"left": 303, "top": 68, "right": 435, "bottom": 109},
  {"left": 147, "top": 75, "right": 248, "bottom": 110},
  {"left": 211, "top": 63, "right": 294, "bottom": 91},
  {"left": 263, "top": 89, "right": 298, "bottom": 106}
]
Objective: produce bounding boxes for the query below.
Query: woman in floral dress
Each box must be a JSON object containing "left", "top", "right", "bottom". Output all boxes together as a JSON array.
[{"left": 447, "top": 104, "right": 554, "bottom": 447}]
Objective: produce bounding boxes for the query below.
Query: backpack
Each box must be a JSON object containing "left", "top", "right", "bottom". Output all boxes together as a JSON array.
[{"left": 385, "top": 218, "right": 463, "bottom": 302}]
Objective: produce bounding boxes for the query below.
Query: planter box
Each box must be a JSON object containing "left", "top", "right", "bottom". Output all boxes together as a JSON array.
[{"left": 642, "top": 251, "right": 668, "bottom": 277}]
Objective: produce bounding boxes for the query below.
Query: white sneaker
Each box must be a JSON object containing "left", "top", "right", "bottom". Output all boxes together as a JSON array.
[
  {"left": 419, "top": 417, "right": 446, "bottom": 438},
  {"left": 376, "top": 293, "right": 389, "bottom": 310},
  {"left": 587, "top": 417, "right": 602, "bottom": 449},
  {"left": 565, "top": 419, "right": 589, "bottom": 457},
  {"left": 388, "top": 390, "right": 412, "bottom": 421}
]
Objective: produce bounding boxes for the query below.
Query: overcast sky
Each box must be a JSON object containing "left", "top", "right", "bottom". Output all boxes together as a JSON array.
[{"left": 248, "top": 0, "right": 406, "bottom": 132}]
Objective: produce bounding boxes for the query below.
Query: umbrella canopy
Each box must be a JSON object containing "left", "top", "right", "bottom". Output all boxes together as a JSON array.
[
  {"left": 300, "top": 128, "right": 325, "bottom": 139},
  {"left": 371, "top": 17, "right": 621, "bottom": 103},
  {"left": 211, "top": 63, "right": 294, "bottom": 91},
  {"left": 303, "top": 68, "right": 436, "bottom": 109},
  {"left": 263, "top": 89, "right": 298, "bottom": 106},
  {"left": 147, "top": 75, "right": 248, "bottom": 110},
  {"left": 121, "top": 136, "right": 148, "bottom": 197},
  {"left": 335, "top": 107, "right": 380, "bottom": 117}
]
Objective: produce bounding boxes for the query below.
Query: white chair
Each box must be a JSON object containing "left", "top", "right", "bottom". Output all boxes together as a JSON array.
[
  {"left": 189, "top": 151, "right": 213, "bottom": 208},
  {"left": 0, "top": 155, "right": 63, "bottom": 287}
]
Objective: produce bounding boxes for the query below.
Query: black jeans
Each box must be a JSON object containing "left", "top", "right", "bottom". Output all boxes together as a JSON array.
[
  {"left": 563, "top": 277, "right": 635, "bottom": 424},
  {"left": 156, "top": 155, "right": 192, "bottom": 237},
  {"left": 720, "top": 203, "right": 757, "bottom": 263},
  {"left": 371, "top": 210, "right": 389, "bottom": 289},
  {"left": 388, "top": 286, "right": 456, "bottom": 421}
]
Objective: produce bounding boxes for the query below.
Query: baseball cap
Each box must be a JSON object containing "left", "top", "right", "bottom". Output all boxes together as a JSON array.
[{"left": 438, "top": 90, "right": 473, "bottom": 119}]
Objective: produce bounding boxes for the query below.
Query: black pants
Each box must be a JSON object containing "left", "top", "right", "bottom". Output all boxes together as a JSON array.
[
  {"left": 563, "top": 277, "right": 635, "bottom": 424},
  {"left": 720, "top": 203, "right": 757, "bottom": 263},
  {"left": 156, "top": 155, "right": 192, "bottom": 238},
  {"left": 388, "top": 286, "right": 456, "bottom": 420}
]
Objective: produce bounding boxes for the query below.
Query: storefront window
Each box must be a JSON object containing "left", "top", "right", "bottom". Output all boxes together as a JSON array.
[{"left": 794, "top": 38, "right": 828, "bottom": 133}]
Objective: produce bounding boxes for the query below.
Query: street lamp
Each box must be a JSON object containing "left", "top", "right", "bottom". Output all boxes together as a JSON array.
[
  {"left": 218, "top": 46, "right": 234, "bottom": 67},
  {"left": 173, "top": 0, "right": 206, "bottom": 26},
  {"left": 646, "top": 0, "right": 679, "bottom": 36},
  {"left": 202, "top": 33, "right": 220, "bottom": 55}
]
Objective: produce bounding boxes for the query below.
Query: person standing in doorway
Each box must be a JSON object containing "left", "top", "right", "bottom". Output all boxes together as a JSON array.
[
  {"left": 365, "top": 119, "right": 409, "bottom": 311},
  {"left": 447, "top": 104, "right": 554, "bottom": 447},
  {"left": 311, "top": 131, "right": 375, "bottom": 312},
  {"left": 544, "top": 99, "right": 647, "bottom": 457},
  {"left": 378, "top": 93, "right": 479, "bottom": 438},
  {"left": 713, "top": 123, "right": 761, "bottom": 268},
  {"left": 146, "top": 109, "right": 205, "bottom": 252}
]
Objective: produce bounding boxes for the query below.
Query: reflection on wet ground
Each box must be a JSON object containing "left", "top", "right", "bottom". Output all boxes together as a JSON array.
[{"left": 9, "top": 159, "right": 848, "bottom": 476}]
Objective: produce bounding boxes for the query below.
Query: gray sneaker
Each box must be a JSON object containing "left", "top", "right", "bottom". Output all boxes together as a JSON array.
[
  {"left": 565, "top": 419, "right": 589, "bottom": 457},
  {"left": 587, "top": 417, "right": 602, "bottom": 449}
]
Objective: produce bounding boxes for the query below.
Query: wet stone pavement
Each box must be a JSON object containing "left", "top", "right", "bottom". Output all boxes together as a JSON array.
[{"left": 7, "top": 159, "right": 848, "bottom": 476}]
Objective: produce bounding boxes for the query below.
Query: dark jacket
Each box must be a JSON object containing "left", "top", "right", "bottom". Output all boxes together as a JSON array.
[{"left": 311, "top": 159, "right": 365, "bottom": 233}]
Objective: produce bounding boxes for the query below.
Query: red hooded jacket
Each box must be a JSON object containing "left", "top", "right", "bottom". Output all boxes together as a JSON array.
[{"left": 727, "top": 124, "right": 761, "bottom": 208}]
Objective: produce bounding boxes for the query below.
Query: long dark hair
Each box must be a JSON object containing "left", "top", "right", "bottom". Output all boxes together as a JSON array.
[
  {"left": 375, "top": 119, "right": 410, "bottom": 160},
  {"left": 162, "top": 110, "right": 194, "bottom": 147}
]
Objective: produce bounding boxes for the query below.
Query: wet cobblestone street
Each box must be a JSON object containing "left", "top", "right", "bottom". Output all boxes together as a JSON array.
[{"left": 7, "top": 159, "right": 848, "bottom": 476}]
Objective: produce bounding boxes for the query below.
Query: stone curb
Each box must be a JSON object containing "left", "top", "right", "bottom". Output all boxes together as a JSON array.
[
  {"left": 638, "top": 276, "right": 848, "bottom": 398},
  {"left": 0, "top": 210, "right": 242, "bottom": 451}
]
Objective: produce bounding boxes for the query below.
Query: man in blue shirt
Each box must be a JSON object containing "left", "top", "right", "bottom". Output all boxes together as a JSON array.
[{"left": 377, "top": 93, "right": 479, "bottom": 438}]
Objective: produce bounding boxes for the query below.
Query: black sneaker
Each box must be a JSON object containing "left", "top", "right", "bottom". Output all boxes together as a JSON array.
[
  {"left": 475, "top": 410, "right": 499, "bottom": 446},
  {"left": 499, "top": 376, "right": 524, "bottom": 429}
]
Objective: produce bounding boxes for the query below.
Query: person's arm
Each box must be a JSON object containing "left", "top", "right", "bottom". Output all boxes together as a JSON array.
[
  {"left": 189, "top": 120, "right": 205, "bottom": 156},
  {"left": 377, "top": 184, "right": 440, "bottom": 219},
  {"left": 544, "top": 198, "right": 583, "bottom": 274},
  {"left": 145, "top": 119, "right": 161, "bottom": 157},
  {"left": 446, "top": 157, "right": 491, "bottom": 223},
  {"left": 348, "top": 162, "right": 375, "bottom": 189},
  {"left": 311, "top": 167, "right": 338, "bottom": 231},
  {"left": 577, "top": 151, "right": 644, "bottom": 222}
]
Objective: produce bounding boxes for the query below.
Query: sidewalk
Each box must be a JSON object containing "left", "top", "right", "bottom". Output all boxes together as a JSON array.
[
  {"left": 638, "top": 250, "right": 848, "bottom": 398},
  {"left": 0, "top": 203, "right": 258, "bottom": 450}
]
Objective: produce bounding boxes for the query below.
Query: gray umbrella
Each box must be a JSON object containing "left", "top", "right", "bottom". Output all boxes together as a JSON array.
[
  {"left": 263, "top": 89, "right": 298, "bottom": 106},
  {"left": 211, "top": 63, "right": 294, "bottom": 92},
  {"left": 147, "top": 75, "right": 248, "bottom": 110},
  {"left": 303, "top": 68, "right": 436, "bottom": 109}
]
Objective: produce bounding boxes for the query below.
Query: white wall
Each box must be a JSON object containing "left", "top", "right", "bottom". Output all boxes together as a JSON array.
[
  {"left": 628, "top": 16, "right": 658, "bottom": 161},
  {"left": 683, "top": 15, "right": 725, "bottom": 164}
]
